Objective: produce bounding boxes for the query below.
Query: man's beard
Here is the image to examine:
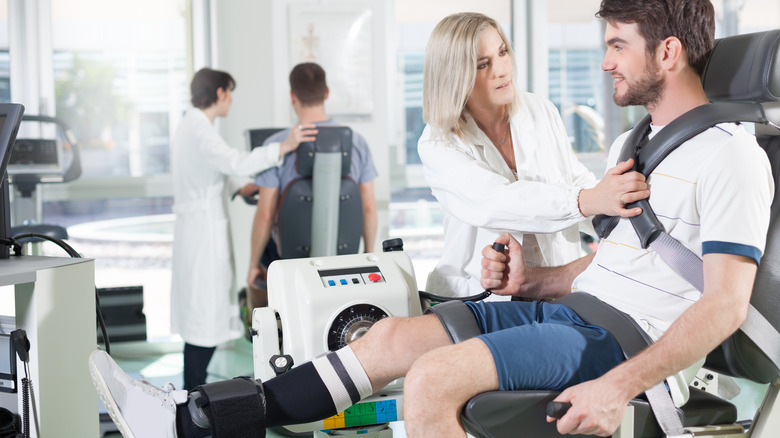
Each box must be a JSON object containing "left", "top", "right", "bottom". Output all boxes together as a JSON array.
[{"left": 613, "top": 57, "right": 665, "bottom": 108}]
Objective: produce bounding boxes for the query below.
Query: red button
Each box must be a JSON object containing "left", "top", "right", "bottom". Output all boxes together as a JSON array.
[{"left": 368, "top": 273, "right": 381, "bottom": 282}]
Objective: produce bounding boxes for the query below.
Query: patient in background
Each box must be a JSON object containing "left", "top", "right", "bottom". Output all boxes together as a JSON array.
[{"left": 246, "top": 62, "right": 378, "bottom": 309}]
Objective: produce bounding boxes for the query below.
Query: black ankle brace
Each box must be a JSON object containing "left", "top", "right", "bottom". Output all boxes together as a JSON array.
[
  {"left": 176, "top": 398, "right": 212, "bottom": 438},
  {"left": 194, "top": 377, "right": 266, "bottom": 438}
]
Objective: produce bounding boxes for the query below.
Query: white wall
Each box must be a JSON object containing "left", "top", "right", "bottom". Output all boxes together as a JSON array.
[{"left": 213, "top": 0, "right": 394, "bottom": 283}]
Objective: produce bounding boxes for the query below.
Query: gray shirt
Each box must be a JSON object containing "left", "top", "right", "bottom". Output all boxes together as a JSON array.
[{"left": 254, "top": 120, "right": 378, "bottom": 191}]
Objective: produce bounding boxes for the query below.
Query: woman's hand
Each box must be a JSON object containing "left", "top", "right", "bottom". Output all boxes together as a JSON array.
[
  {"left": 279, "top": 123, "right": 318, "bottom": 157},
  {"left": 578, "top": 159, "right": 650, "bottom": 217}
]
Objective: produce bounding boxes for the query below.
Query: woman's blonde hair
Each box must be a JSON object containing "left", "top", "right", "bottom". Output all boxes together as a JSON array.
[{"left": 422, "top": 12, "right": 520, "bottom": 139}]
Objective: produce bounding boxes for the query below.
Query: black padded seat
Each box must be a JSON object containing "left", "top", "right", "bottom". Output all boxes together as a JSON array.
[{"left": 462, "top": 387, "right": 736, "bottom": 438}]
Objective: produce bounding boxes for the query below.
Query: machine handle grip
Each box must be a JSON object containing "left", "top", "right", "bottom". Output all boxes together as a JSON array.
[
  {"left": 546, "top": 401, "right": 571, "bottom": 418},
  {"left": 11, "top": 329, "right": 29, "bottom": 363},
  {"left": 492, "top": 242, "right": 506, "bottom": 253},
  {"left": 270, "top": 354, "right": 294, "bottom": 376}
]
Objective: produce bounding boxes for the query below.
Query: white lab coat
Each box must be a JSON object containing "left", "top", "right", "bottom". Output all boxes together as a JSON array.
[
  {"left": 418, "top": 92, "right": 598, "bottom": 298},
  {"left": 170, "top": 108, "right": 283, "bottom": 347}
]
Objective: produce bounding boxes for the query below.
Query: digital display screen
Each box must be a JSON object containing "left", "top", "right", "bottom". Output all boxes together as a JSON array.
[
  {"left": 8, "top": 140, "right": 59, "bottom": 166},
  {"left": 0, "top": 335, "right": 10, "bottom": 375}
]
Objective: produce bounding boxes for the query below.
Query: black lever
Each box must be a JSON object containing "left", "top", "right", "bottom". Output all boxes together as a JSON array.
[{"left": 546, "top": 401, "right": 571, "bottom": 418}]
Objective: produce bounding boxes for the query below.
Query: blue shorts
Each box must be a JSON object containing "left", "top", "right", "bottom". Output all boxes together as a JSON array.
[{"left": 465, "top": 300, "right": 625, "bottom": 391}]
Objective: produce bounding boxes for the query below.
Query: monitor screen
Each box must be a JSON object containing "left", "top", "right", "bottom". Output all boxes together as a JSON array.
[
  {"left": 0, "top": 104, "right": 26, "bottom": 259},
  {"left": 245, "top": 128, "right": 285, "bottom": 150}
]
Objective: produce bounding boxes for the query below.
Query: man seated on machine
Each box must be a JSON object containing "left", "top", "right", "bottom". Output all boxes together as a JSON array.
[
  {"left": 246, "top": 61, "right": 379, "bottom": 309},
  {"left": 88, "top": 1, "right": 774, "bottom": 437}
]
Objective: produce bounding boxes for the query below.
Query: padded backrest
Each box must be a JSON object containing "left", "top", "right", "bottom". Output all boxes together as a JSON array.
[
  {"left": 276, "top": 177, "right": 363, "bottom": 259},
  {"left": 701, "top": 30, "right": 780, "bottom": 103},
  {"left": 295, "top": 127, "right": 352, "bottom": 177},
  {"left": 276, "top": 127, "right": 363, "bottom": 259},
  {"left": 700, "top": 30, "right": 780, "bottom": 382}
]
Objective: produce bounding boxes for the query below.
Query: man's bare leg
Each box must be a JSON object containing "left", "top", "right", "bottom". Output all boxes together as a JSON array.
[
  {"left": 403, "top": 338, "right": 499, "bottom": 437},
  {"left": 350, "top": 313, "right": 453, "bottom": 391}
]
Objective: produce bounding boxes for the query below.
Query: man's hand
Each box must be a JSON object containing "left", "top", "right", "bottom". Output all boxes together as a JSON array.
[
  {"left": 547, "top": 377, "right": 632, "bottom": 436},
  {"left": 247, "top": 264, "right": 268, "bottom": 289},
  {"left": 279, "top": 123, "right": 318, "bottom": 157},
  {"left": 480, "top": 233, "right": 527, "bottom": 296},
  {"left": 578, "top": 158, "right": 650, "bottom": 217},
  {"left": 236, "top": 183, "right": 260, "bottom": 204},
  {"left": 238, "top": 183, "right": 259, "bottom": 198}
]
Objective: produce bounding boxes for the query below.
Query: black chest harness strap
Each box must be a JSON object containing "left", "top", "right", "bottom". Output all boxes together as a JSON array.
[
  {"left": 593, "top": 102, "right": 768, "bottom": 247},
  {"left": 562, "top": 102, "right": 780, "bottom": 437}
]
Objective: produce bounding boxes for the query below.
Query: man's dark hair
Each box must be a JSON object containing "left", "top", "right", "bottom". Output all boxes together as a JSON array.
[
  {"left": 190, "top": 68, "right": 236, "bottom": 109},
  {"left": 289, "top": 63, "right": 328, "bottom": 106},
  {"left": 597, "top": 0, "right": 715, "bottom": 75}
]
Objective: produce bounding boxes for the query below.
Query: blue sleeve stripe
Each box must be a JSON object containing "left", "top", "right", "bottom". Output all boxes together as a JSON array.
[{"left": 702, "top": 241, "right": 762, "bottom": 265}]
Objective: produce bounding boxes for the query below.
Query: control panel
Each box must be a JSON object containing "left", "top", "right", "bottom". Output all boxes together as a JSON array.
[
  {"left": 8, "top": 138, "right": 62, "bottom": 174},
  {"left": 319, "top": 267, "right": 386, "bottom": 288}
]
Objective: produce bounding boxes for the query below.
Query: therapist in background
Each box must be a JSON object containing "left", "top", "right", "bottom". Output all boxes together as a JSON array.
[
  {"left": 170, "top": 67, "right": 308, "bottom": 390},
  {"left": 418, "top": 13, "right": 649, "bottom": 298}
]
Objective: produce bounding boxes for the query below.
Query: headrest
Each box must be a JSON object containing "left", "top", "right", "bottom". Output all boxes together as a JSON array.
[
  {"left": 702, "top": 29, "right": 780, "bottom": 103},
  {"left": 296, "top": 126, "right": 353, "bottom": 177}
]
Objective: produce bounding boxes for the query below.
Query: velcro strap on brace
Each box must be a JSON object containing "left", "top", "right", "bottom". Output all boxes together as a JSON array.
[{"left": 195, "top": 376, "right": 266, "bottom": 438}]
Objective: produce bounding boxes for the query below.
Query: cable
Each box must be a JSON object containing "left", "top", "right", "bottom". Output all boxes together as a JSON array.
[
  {"left": 417, "top": 242, "right": 505, "bottom": 304},
  {"left": 12, "top": 232, "right": 80, "bottom": 257},
  {"left": 5, "top": 232, "right": 111, "bottom": 354},
  {"left": 21, "top": 363, "right": 29, "bottom": 438},
  {"left": 418, "top": 290, "right": 492, "bottom": 303}
]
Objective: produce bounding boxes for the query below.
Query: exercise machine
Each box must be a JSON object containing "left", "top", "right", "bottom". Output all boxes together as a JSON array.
[
  {"left": 7, "top": 115, "right": 81, "bottom": 255},
  {"left": 252, "top": 239, "right": 419, "bottom": 437}
]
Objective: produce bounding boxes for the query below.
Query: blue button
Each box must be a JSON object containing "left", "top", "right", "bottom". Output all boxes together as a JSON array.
[
  {"left": 328, "top": 280, "right": 336, "bottom": 286},
  {"left": 340, "top": 279, "right": 348, "bottom": 285}
]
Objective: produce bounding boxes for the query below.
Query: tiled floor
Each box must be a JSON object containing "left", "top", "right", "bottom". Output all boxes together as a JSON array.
[{"left": 99, "top": 338, "right": 770, "bottom": 438}]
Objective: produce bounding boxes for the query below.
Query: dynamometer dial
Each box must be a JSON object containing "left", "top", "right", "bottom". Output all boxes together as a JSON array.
[{"left": 327, "top": 304, "right": 389, "bottom": 351}]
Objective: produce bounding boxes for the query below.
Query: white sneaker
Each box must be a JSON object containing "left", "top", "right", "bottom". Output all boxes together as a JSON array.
[{"left": 89, "top": 350, "right": 188, "bottom": 438}]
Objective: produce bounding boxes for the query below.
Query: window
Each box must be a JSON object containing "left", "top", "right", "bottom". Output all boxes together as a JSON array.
[
  {"left": 392, "top": 1, "right": 512, "bottom": 288},
  {"left": 548, "top": 0, "right": 780, "bottom": 168},
  {"left": 51, "top": 0, "right": 188, "bottom": 178},
  {"left": 0, "top": 0, "right": 8, "bottom": 103},
  {"left": 11, "top": 0, "right": 193, "bottom": 339}
]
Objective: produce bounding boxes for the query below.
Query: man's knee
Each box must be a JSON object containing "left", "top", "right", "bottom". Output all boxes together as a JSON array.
[
  {"left": 404, "top": 347, "right": 448, "bottom": 399},
  {"left": 353, "top": 314, "right": 446, "bottom": 359},
  {"left": 405, "top": 339, "right": 498, "bottom": 401}
]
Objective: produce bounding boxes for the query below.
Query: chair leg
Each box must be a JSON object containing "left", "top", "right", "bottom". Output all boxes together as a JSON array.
[
  {"left": 613, "top": 405, "right": 635, "bottom": 438},
  {"left": 749, "top": 378, "right": 780, "bottom": 438}
]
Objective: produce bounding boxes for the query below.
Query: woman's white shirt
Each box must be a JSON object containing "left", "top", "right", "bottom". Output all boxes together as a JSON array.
[{"left": 418, "top": 92, "right": 597, "bottom": 298}]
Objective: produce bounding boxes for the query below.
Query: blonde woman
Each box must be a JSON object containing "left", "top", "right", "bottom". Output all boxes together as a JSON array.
[{"left": 418, "top": 12, "right": 649, "bottom": 298}]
